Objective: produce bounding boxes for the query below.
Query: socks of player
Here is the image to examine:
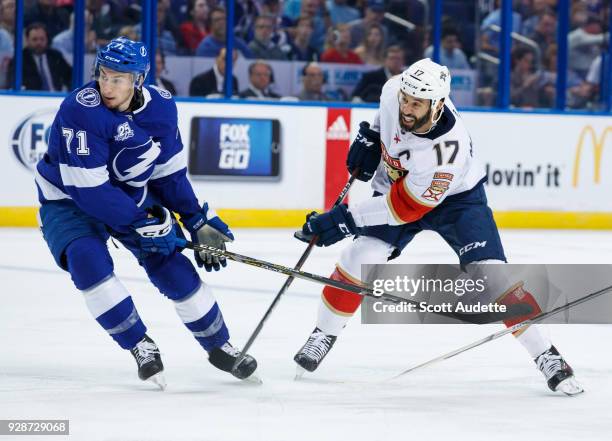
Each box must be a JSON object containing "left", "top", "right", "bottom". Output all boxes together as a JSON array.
[
  {"left": 81, "top": 274, "right": 146, "bottom": 350},
  {"left": 498, "top": 283, "right": 552, "bottom": 358},
  {"left": 316, "top": 268, "right": 363, "bottom": 336},
  {"left": 173, "top": 282, "right": 230, "bottom": 351}
]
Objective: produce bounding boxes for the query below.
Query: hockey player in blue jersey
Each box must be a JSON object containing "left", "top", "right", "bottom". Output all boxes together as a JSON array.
[{"left": 35, "top": 37, "right": 258, "bottom": 389}]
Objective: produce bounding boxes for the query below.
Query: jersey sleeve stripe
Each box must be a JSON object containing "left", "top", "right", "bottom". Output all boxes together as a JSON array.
[
  {"left": 59, "top": 163, "right": 109, "bottom": 188},
  {"left": 35, "top": 169, "right": 70, "bottom": 200},
  {"left": 149, "top": 150, "right": 186, "bottom": 180},
  {"left": 386, "top": 176, "right": 435, "bottom": 224}
]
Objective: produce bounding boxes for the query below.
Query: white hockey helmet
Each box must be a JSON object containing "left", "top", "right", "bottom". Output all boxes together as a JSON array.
[{"left": 400, "top": 58, "right": 451, "bottom": 124}]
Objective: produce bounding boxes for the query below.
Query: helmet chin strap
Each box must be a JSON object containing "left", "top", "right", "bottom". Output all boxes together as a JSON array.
[
  {"left": 411, "top": 105, "right": 437, "bottom": 135},
  {"left": 413, "top": 98, "right": 445, "bottom": 135},
  {"left": 134, "top": 73, "right": 145, "bottom": 88}
]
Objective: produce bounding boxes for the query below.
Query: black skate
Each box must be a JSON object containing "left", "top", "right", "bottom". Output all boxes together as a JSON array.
[
  {"left": 130, "top": 335, "right": 166, "bottom": 390},
  {"left": 294, "top": 327, "right": 337, "bottom": 378},
  {"left": 535, "top": 345, "right": 583, "bottom": 396},
  {"left": 208, "top": 342, "right": 259, "bottom": 382}
]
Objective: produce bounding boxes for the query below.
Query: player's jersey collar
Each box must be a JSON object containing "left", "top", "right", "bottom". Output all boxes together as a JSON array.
[{"left": 132, "top": 87, "right": 151, "bottom": 115}]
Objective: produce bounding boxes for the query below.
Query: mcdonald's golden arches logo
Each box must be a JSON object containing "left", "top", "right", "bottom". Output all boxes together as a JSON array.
[{"left": 572, "top": 126, "right": 612, "bottom": 187}]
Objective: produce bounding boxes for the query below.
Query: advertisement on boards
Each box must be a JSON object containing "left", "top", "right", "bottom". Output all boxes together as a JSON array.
[{"left": 188, "top": 117, "right": 281, "bottom": 180}]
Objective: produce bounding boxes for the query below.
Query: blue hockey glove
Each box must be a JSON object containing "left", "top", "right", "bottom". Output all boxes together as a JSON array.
[
  {"left": 181, "top": 203, "right": 234, "bottom": 272},
  {"left": 131, "top": 205, "right": 178, "bottom": 255},
  {"left": 346, "top": 121, "right": 382, "bottom": 182},
  {"left": 294, "top": 204, "right": 358, "bottom": 247}
]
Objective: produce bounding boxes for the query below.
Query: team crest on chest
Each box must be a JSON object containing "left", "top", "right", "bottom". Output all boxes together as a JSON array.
[
  {"left": 112, "top": 139, "right": 161, "bottom": 187},
  {"left": 381, "top": 143, "right": 408, "bottom": 182}
]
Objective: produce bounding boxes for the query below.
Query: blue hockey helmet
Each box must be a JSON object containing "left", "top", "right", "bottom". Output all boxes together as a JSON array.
[{"left": 95, "top": 37, "right": 150, "bottom": 86}]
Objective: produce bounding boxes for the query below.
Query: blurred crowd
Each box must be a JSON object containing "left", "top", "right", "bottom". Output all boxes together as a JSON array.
[
  {"left": 0, "top": 0, "right": 610, "bottom": 109},
  {"left": 478, "top": 0, "right": 610, "bottom": 109}
]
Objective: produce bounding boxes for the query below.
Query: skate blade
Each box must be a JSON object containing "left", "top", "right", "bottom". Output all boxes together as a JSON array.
[
  {"left": 556, "top": 377, "right": 584, "bottom": 396},
  {"left": 147, "top": 372, "right": 167, "bottom": 391},
  {"left": 294, "top": 366, "right": 307, "bottom": 381}
]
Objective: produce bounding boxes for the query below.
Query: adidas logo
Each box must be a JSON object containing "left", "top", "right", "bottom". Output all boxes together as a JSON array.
[{"left": 326, "top": 116, "right": 350, "bottom": 140}]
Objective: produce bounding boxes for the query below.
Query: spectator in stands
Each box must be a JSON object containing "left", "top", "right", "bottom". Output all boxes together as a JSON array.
[
  {"left": 160, "top": 0, "right": 183, "bottom": 51},
  {"left": 387, "top": 0, "right": 427, "bottom": 28},
  {"left": 351, "top": 45, "right": 404, "bottom": 102},
  {"left": 118, "top": 25, "right": 139, "bottom": 42},
  {"left": 155, "top": 50, "right": 177, "bottom": 95},
  {"left": 570, "top": 2, "right": 588, "bottom": 30},
  {"left": 284, "top": 0, "right": 304, "bottom": 21},
  {"left": 24, "top": 0, "right": 70, "bottom": 41},
  {"left": 510, "top": 46, "right": 541, "bottom": 108},
  {"left": 248, "top": 15, "right": 287, "bottom": 60},
  {"left": 386, "top": 0, "right": 427, "bottom": 64},
  {"left": 189, "top": 47, "right": 239, "bottom": 97},
  {"left": 234, "top": 0, "right": 258, "bottom": 40},
  {"left": 327, "top": 0, "right": 360, "bottom": 26},
  {"left": 286, "top": 16, "right": 320, "bottom": 61},
  {"left": 134, "top": 1, "right": 178, "bottom": 55},
  {"left": 0, "top": 0, "right": 14, "bottom": 88},
  {"left": 568, "top": 14, "right": 607, "bottom": 79},
  {"left": 300, "top": 0, "right": 330, "bottom": 53},
  {"left": 424, "top": 25, "right": 470, "bottom": 71},
  {"left": 87, "top": 0, "right": 127, "bottom": 47},
  {"left": 521, "top": 0, "right": 549, "bottom": 36},
  {"left": 9, "top": 23, "right": 71, "bottom": 91},
  {"left": 348, "top": 0, "right": 388, "bottom": 49},
  {"left": 195, "top": 6, "right": 252, "bottom": 58},
  {"left": 526, "top": 9, "right": 557, "bottom": 57},
  {"left": 576, "top": 54, "right": 606, "bottom": 109},
  {"left": 0, "top": 0, "right": 14, "bottom": 35},
  {"left": 354, "top": 23, "right": 386, "bottom": 66},
  {"left": 254, "top": 0, "right": 294, "bottom": 49},
  {"left": 480, "top": 0, "right": 522, "bottom": 55},
  {"left": 295, "top": 62, "right": 332, "bottom": 101},
  {"left": 539, "top": 44, "right": 591, "bottom": 109},
  {"left": 52, "top": 11, "right": 96, "bottom": 66},
  {"left": 239, "top": 60, "right": 281, "bottom": 99},
  {"left": 180, "top": 0, "right": 209, "bottom": 54},
  {"left": 321, "top": 23, "right": 363, "bottom": 64}
]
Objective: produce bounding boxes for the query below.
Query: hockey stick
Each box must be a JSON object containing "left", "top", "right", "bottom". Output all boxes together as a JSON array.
[
  {"left": 390, "top": 282, "right": 612, "bottom": 379},
  {"left": 233, "top": 171, "right": 359, "bottom": 369},
  {"left": 177, "top": 238, "right": 530, "bottom": 324}
]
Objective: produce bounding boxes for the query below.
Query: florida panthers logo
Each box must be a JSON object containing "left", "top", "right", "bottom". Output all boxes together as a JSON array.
[
  {"left": 112, "top": 139, "right": 160, "bottom": 187},
  {"left": 381, "top": 143, "right": 409, "bottom": 182}
]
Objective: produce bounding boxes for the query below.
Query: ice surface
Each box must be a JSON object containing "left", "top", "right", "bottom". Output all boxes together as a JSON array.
[{"left": 1, "top": 228, "right": 612, "bottom": 441}]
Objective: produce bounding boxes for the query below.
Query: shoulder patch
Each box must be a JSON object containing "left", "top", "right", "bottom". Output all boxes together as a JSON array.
[
  {"left": 150, "top": 85, "right": 172, "bottom": 99},
  {"left": 76, "top": 87, "right": 101, "bottom": 107},
  {"left": 433, "top": 172, "right": 454, "bottom": 181},
  {"left": 422, "top": 180, "right": 449, "bottom": 202}
]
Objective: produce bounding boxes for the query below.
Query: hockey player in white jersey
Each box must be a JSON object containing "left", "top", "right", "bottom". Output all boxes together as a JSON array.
[{"left": 294, "top": 58, "right": 583, "bottom": 395}]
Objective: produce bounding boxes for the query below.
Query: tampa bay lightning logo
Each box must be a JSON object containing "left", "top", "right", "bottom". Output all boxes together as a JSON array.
[
  {"left": 140, "top": 46, "right": 147, "bottom": 56},
  {"left": 112, "top": 139, "right": 160, "bottom": 187},
  {"left": 76, "top": 88, "right": 100, "bottom": 107},
  {"left": 10, "top": 109, "right": 57, "bottom": 171},
  {"left": 150, "top": 85, "right": 172, "bottom": 99}
]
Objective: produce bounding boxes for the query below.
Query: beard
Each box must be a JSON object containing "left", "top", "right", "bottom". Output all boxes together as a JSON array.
[{"left": 399, "top": 107, "right": 432, "bottom": 133}]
